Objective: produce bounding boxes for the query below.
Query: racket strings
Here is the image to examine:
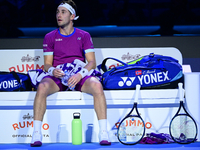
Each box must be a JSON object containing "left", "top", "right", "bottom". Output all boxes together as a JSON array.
[
  {"left": 170, "top": 115, "right": 197, "bottom": 143},
  {"left": 118, "top": 117, "right": 145, "bottom": 144}
]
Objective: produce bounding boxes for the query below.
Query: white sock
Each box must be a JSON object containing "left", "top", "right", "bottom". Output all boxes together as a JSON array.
[
  {"left": 98, "top": 119, "right": 107, "bottom": 133},
  {"left": 33, "top": 120, "right": 42, "bottom": 134},
  {"left": 98, "top": 119, "right": 110, "bottom": 142}
]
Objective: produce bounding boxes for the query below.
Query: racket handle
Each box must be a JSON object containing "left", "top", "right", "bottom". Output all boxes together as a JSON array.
[
  {"left": 135, "top": 84, "right": 141, "bottom": 103},
  {"left": 178, "top": 83, "right": 183, "bottom": 101}
]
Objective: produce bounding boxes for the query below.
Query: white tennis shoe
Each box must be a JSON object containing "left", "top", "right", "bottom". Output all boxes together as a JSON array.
[
  {"left": 30, "top": 131, "right": 42, "bottom": 147},
  {"left": 99, "top": 130, "right": 111, "bottom": 145}
]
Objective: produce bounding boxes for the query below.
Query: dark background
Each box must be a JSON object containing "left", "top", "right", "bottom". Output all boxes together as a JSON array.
[
  {"left": 1, "top": 0, "right": 200, "bottom": 26},
  {"left": 0, "top": 0, "right": 200, "bottom": 37},
  {"left": 0, "top": 0, "right": 200, "bottom": 71}
]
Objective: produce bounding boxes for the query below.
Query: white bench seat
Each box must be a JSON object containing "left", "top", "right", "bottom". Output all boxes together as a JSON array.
[{"left": 0, "top": 89, "right": 181, "bottom": 107}]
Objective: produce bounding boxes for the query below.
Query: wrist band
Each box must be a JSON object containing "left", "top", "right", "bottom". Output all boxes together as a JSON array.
[
  {"left": 48, "top": 67, "right": 55, "bottom": 76},
  {"left": 78, "top": 68, "right": 88, "bottom": 78}
]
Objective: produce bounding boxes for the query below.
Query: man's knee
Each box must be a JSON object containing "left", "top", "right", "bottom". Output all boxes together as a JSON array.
[
  {"left": 37, "top": 81, "right": 50, "bottom": 95},
  {"left": 38, "top": 82, "right": 48, "bottom": 90},
  {"left": 90, "top": 81, "right": 104, "bottom": 94}
]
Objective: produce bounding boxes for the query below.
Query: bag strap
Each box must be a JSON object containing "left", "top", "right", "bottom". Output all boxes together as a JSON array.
[
  {"left": 101, "top": 57, "right": 128, "bottom": 72},
  {"left": 10, "top": 71, "right": 21, "bottom": 84},
  {"left": 10, "top": 71, "right": 23, "bottom": 91}
]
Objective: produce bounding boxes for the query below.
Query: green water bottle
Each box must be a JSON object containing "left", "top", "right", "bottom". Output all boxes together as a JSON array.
[{"left": 72, "top": 112, "right": 82, "bottom": 145}]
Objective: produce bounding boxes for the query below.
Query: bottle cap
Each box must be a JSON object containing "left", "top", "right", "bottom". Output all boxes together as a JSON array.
[{"left": 73, "top": 112, "right": 80, "bottom": 119}]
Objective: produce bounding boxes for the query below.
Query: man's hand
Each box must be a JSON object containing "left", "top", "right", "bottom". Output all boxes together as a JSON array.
[
  {"left": 53, "top": 68, "right": 65, "bottom": 78},
  {"left": 67, "top": 73, "right": 82, "bottom": 89}
]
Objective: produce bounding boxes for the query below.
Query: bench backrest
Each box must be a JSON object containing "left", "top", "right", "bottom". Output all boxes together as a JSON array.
[{"left": 0, "top": 47, "right": 182, "bottom": 73}]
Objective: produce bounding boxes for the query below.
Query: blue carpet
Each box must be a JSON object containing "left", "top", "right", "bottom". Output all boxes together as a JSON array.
[{"left": 0, "top": 142, "right": 200, "bottom": 150}]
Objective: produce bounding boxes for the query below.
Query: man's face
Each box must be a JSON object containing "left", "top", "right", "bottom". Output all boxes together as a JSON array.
[{"left": 56, "top": 6, "right": 73, "bottom": 27}]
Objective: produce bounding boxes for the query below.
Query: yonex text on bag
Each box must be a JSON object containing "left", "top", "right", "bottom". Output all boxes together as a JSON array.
[{"left": 0, "top": 71, "right": 32, "bottom": 91}]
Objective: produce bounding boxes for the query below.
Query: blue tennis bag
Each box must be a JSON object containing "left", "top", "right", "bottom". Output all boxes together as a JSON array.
[
  {"left": 101, "top": 53, "right": 183, "bottom": 90},
  {"left": 0, "top": 71, "right": 32, "bottom": 91}
]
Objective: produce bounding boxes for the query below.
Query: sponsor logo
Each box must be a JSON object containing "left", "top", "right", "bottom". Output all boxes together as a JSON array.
[
  {"left": 115, "top": 119, "right": 152, "bottom": 129},
  {"left": 77, "top": 37, "right": 81, "bottom": 40},
  {"left": 9, "top": 64, "right": 44, "bottom": 73},
  {"left": 125, "top": 118, "right": 145, "bottom": 127},
  {"left": 138, "top": 71, "right": 169, "bottom": 85},
  {"left": 118, "top": 77, "right": 136, "bottom": 87},
  {"left": 12, "top": 121, "right": 49, "bottom": 131},
  {"left": 7, "top": 54, "right": 44, "bottom": 73},
  {"left": 125, "top": 133, "right": 143, "bottom": 137},
  {"left": 55, "top": 38, "right": 62, "bottom": 41},
  {"left": 23, "top": 113, "right": 33, "bottom": 120},
  {"left": 106, "top": 53, "right": 141, "bottom": 70},
  {"left": 121, "top": 53, "right": 140, "bottom": 61},
  {"left": 109, "top": 116, "right": 152, "bottom": 140},
  {"left": 12, "top": 134, "right": 49, "bottom": 138},
  {"left": 21, "top": 54, "right": 40, "bottom": 62},
  {"left": 12, "top": 113, "right": 49, "bottom": 131},
  {"left": 118, "top": 71, "right": 170, "bottom": 87},
  {"left": 0, "top": 79, "right": 22, "bottom": 90}
]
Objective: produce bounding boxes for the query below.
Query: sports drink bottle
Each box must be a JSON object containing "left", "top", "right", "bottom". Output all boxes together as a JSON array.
[{"left": 72, "top": 112, "right": 82, "bottom": 145}]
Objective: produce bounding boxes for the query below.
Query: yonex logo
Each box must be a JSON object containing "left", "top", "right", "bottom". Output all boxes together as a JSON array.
[
  {"left": 0, "top": 79, "right": 22, "bottom": 89},
  {"left": 138, "top": 71, "right": 170, "bottom": 85},
  {"left": 118, "top": 77, "right": 136, "bottom": 87},
  {"left": 118, "top": 71, "right": 170, "bottom": 87}
]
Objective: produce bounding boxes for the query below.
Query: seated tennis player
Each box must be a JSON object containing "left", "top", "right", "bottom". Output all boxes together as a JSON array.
[{"left": 30, "top": 0, "right": 111, "bottom": 146}]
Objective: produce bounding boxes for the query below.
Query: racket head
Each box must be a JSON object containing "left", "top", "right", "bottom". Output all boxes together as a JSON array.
[
  {"left": 117, "top": 84, "right": 144, "bottom": 145},
  {"left": 117, "top": 115, "right": 145, "bottom": 145},
  {"left": 169, "top": 113, "right": 197, "bottom": 144},
  {"left": 169, "top": 83, "right": 198, "bottom": 144},
  {"left": 117, "top": 103, "right": 145, "bottom": 145}
]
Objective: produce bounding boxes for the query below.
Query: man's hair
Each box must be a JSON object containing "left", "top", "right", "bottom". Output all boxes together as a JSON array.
[{"left": 59, "top": 0, "right": 77, "bottom": 15}]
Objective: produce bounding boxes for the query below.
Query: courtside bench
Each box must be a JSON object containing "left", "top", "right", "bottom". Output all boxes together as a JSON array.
[{"left": 0, "top": 48, "right": 199, "bottom": 144}]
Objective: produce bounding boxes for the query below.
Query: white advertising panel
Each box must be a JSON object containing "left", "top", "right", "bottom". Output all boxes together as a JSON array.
[
  {"left": 0, "top": 49, "right": 44, "bottom": 73},
  {"left": 0, "top": 107, "right": 178, "bottom": 143}
]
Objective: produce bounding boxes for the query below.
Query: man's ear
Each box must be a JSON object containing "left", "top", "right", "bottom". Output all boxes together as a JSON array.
[{"left": 71, "top": 14, "right": 75, "bottom": 20}]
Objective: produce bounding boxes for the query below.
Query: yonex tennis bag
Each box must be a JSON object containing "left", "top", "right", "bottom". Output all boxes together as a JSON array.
[
  {"left": 101, "top": 53, "right": 183, "bottom": 90},
  {"left": 0, "top": 71, "right": 32, "bottom": 91}
]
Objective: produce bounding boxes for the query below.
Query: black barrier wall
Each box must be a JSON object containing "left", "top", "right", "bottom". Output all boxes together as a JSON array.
[{"left": 0, "top": 36, "right": 199, "bottom": 72}]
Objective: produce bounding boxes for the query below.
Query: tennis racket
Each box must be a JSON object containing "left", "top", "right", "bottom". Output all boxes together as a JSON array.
[
  {"left": 169, "top": 83, "right": 197, "bottom": 144},
  {"left": 117, "top": 84, "right": 145, "bottom": 145}
]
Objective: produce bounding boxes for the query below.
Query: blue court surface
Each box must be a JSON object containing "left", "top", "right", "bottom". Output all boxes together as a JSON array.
[{"left": 0, "top": 142, "right": 200, "bottom": 150}]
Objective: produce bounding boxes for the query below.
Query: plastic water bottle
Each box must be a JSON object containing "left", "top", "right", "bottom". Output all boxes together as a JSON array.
[
  {"left": 72, "top": 112, "right": 82, "bottom": 145},
  {"left": 62, "top": 70, "right": 75, "bottom": 90},
  {"left": 119, "top": 122, "right": 127, "bottom": 142}
]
